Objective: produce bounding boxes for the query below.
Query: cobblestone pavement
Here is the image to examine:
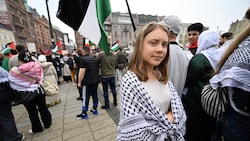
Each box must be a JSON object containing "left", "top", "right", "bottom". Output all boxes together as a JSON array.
[{"left": 12, "top": 81, "right": 120, "bottom": 141}]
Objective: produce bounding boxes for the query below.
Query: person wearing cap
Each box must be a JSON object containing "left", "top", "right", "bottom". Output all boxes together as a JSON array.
[
  {"left": 160, "top": 15, "right": 188, "bottom": 97},
  {"left": 182, "top": 30, "right": 224, "bottom": 141},
  {"left": 186, "top": 23, "right": 204, "bottom": 55}
]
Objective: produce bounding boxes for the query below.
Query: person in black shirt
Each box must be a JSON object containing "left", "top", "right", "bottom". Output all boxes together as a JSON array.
[{"left": 77, "top": 46, "right": 99, "bottom": 119}]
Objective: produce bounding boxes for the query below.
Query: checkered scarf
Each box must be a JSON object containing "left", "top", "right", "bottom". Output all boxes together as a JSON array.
[
  {"left": 210, "top": 36, "right": 250, "bottom": 92},
  {"left": 117, "top": 71, "right": 186, "bottom": 141}
]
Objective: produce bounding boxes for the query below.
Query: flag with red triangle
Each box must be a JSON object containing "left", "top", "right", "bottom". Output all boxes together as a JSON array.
[{"left": 51, "top": 41, "right": 63, "bottom": 54}]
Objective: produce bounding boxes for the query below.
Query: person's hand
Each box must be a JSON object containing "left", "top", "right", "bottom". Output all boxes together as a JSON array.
[{"left": 166, "top": 111, "right": 174, "bottom": 123}]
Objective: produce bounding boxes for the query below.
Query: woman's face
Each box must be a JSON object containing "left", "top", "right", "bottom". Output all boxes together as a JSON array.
[
  {"left": 187, "top": 30, "right": 199, "bottom": 44},
  {"left": 142, "top": 27, "right": 168, "bottom": 69}
]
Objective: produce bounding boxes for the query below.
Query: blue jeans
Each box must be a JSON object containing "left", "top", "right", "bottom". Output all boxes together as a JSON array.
[
  {"left": 82, "top": 83, "right": 98, "bottom": 112},
  {"left": 221, "top": 107, "right": 250, "bottom": 141},
  {"left": 101, "top": 77, "right": 117, "bottom": 107}
]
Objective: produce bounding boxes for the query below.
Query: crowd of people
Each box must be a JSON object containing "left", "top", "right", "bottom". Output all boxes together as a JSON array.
[
  {"left": 0, "top": 37, "right": 129, "bottom": 140},
  {"left": 117, "top": 7, "right": 250, "bottom": 141},
  {"left": 1, "top": 7, "right": 249, "bottom": 141}
]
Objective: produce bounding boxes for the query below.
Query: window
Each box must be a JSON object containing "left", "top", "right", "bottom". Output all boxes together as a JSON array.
[{"left": 118, "top": 16, "right": 131, "bottom": 23}]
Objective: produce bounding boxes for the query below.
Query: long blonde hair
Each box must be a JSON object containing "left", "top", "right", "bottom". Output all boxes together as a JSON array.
[{"left": 129, "top": 22, "right": 170, "bottom": 83}]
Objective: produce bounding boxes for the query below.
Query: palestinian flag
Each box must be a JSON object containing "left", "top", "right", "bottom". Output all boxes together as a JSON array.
[
  {"left": 1, "top": 42, "right": 16, "bottom": 54},
  {"left": 6, "top": 42, "right": 16, "bottom": 50},
  {"left": 1, "top": 47, "right": 11, "bottom": 55},
  {"left": 57, "top": 0, "right": 111, "bottom": 54},
  {"left": 111, "top": 41, "right": 119, "bottom": 51},
  {"left": 51, "top": 41, "right": 63, "bottom": 54},
  {"left": 84, "top": 38, "right": 94, "bottom": 47}
]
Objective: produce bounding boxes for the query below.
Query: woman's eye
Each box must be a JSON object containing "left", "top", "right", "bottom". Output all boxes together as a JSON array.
[
  {"left": 150, "top": 42, "right": 157, "bottom": 46},
  {"left": 162, "top": 43, "right": 168, "bottom": 48}
]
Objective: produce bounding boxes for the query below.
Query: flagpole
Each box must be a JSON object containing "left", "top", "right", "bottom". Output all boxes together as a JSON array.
[
  {"left": 45, "top": 0, "right": 55, "bottom": 48},
  {"left": 125, "top": 0, "right": 136, "bottom": 38}
]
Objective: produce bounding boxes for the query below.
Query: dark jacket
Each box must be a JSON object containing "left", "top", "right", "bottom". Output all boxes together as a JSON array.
[
  {"left": 79, "top": 54, "right": 99, "bottom": 85},
  {"left": 0, "top": 82, "right": 12, "bottom": 104},
  {"left": 66, "top": 58, "right": 74, "bottom": 70}
]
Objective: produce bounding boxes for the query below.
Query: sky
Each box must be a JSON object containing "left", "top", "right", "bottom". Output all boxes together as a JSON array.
[{"left": 26, "top": 0, "right": 250, "bottom": 42}]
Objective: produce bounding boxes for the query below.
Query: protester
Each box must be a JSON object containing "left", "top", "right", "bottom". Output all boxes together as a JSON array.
[
  {"left": 117, "top": 22, "right": 186, "bottom": 140},
  {"left": 182, "top": 30, "right": 228, "bottom": 141},
  {"left": 185, "top": 22, "right": 204, "bottom": 56},
  {"left": 160, "top": 15, "right": 188, "bottom": 97},
  {"left": 62, "top": 56, "right": 72, "bottom": 82},
  {"left": 8, "top": 50, "right": 52, "bottom": 134},
  {"left": 219, "top": 32, "right": 233, "bottom": 47},
  {"left": 74, "top": 48, "right": 84, "bottom": 100},
  {"left": 38, "top": 54, "right": 61, "bottom": 107},
  {"left": 209, "top": 8, "right": 250, "bottom": 141},
  {"left": 52, "top": 55, "right": 62, "bottom": 84},
  {"left": 66, "top": 53, "right": 76, "bottom": 85},
  {"left": 97, "top": 49, "right": 118, "bottom": 109},
  {"left": 0, "top": 53, "right": 25, "bottom": 141},
  {"left": 8, "top": 45, "right": 38, "bottom": 69},
  {"left": 116, "top": 47, "right": 128, "bottom": 87},
  {"left": 77, "top": 46, "right": 99, "bottom": 119},
  {"left": 8, "top": 45, "right": 25, "bottom": 69}
]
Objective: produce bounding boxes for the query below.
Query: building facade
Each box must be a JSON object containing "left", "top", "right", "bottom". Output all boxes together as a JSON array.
[
  {"left": 0, "top": 0, "right": 71, "bottom": 54},
  {"left": 0, "top": 22, "right": 15, "bottom": 50}
]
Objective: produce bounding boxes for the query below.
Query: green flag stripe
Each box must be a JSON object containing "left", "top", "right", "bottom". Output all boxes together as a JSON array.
[{"left": 96, "top": 0, "right": 111, "bottom": 54}]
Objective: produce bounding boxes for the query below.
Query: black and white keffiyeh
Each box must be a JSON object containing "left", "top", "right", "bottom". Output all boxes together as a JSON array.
[
  {"left": 117, "top": 71, "right": 186, "bottom": 141},
  {"left": 210, "top": 36, "right": 250, "bottom": 92}
]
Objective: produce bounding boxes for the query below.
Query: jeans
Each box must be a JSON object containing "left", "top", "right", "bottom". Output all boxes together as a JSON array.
[
  {"left": 221, "top": 107, "right": 250, "bottom": 141},
  {"left": 82, "top": 83, "right": 98, "bottom": 112},
  {"left": 101, "top": 77, "right": 117, "bottom": 107}
]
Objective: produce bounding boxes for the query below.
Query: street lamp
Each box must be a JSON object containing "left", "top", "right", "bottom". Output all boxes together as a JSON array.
[{"left": 45, "top": 0, "right": 55, "bottom": 48}]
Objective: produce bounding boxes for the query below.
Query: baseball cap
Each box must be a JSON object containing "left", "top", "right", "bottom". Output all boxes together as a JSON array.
[{"left": 161, "top": 15, "right": 182, "bottom": 34}]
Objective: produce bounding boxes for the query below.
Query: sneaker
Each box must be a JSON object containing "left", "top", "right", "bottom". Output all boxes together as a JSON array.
[
  {"left": 76, "top": 113, "right": 82, "bottom": 118},
  {"left": 90, "top": 109, "right": 98, "bottom": 115},
  {"left": 101, "top": 105, "right": 110, "bottom": 109},
  {"left": 21, "top": 133, "right": 25, "bottom": 141},
  {"left": 114, "top": 103, "right": 118, "bottom": 107},
  {"left": 28, "top": 129, "right": 33, "bottom": 135},
  {"left": 73, "top": 83, "right": 76, "bottom": 86},
  {"left": 77, "top": 113, "right": 88, "bottom": 119},
  {"left": 76, "top": 97, "right": 82, "bottom": 100},
  {"left": 28, "top": 129, "right": 42, "bottom": 134}
]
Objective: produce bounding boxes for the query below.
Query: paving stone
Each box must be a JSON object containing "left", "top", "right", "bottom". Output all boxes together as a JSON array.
[{"left": 12, "top": 80, "right": 119, "bottom": 141}]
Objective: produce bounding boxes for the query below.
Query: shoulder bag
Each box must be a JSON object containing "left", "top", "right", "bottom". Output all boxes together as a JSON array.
[
  {"left": 201, "top": 84, "right": 229, "bottom": 118},
  {"left": 40, "top": 80, "right": 58, "bottom": 96}
]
